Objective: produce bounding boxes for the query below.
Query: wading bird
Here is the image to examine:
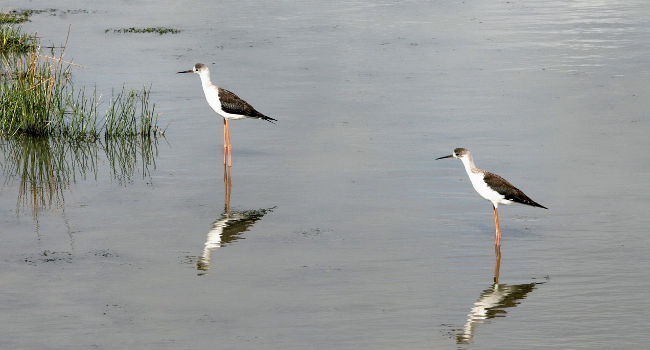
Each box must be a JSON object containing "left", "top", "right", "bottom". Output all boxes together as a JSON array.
[
  {"left": 436, "top": 148, "right": 547, "bottom": 247},
  {"left": 178, "top": 63, "right": 276, "bottom": 166}
]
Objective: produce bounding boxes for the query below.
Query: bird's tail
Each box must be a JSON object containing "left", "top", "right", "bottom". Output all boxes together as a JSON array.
[
  {"left": 533, "top": 201, "right": 548, "bottom": 210},
  {"left": 525, "top": 198, "right": 548, "bottom": 209},
  {"left": 258, "top": 114, "right": 277, "bottom": 124}
]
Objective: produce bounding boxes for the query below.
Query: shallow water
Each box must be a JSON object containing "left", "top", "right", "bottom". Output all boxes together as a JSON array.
[{"left": 2, "top": 1, "right": 650, "bottom": 349}]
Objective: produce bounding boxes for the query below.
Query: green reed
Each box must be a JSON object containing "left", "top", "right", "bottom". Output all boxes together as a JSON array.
[
  {"left": 0, "top": 42, "right": 163, "bottom": 139},
  {"left": 0, "top": 24, "right": 36, "bottom": 54},
  {"left": 0, "top": 50, "right": 95, "bottom": 138},
  {"left": 0, "top": 53, "right": 162, "bottom": 138},
  {"left": 104, "top": 85, "right": 160, "bottom": 137}
]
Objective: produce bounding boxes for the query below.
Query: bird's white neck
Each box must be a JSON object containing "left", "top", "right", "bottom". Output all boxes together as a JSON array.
[
  {"left": 459, "top": 154, "right": 480, "bottom": 175},
  {"left": 198, "top": 71, "right": 213, "bottom": 89}
]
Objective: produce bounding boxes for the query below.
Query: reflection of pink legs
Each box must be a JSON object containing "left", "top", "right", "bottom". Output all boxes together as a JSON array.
[
  {"left": 494, "top": 244, "right": 501, "bottom": 284},
  {"left": 493, "top": 205, "right": 501, "bottom": 247},
  {"left": 223, "top": 165, "right": 232, "bottom": 213}
]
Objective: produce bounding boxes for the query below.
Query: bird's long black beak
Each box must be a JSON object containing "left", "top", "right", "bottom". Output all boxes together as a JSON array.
[
  {"left": 177, "top": 69, "right": 193, "bottom": 74},
  {"left": 436, "top": 154, "right": 454, "bottom": 160}
]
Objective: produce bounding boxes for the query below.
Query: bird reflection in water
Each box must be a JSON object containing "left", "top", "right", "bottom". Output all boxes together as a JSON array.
[
  {"left": 450, "top": 246, "right": 545, "bottom": 345},
  {"left": 196, "top": 165, "right": 274, "bottom": 275}
]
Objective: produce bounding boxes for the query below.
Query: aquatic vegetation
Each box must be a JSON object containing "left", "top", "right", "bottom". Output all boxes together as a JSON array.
[
  {"left": 0, "top": 14, "right": 165, "bottom": 221},
  {"left": 105, "top": 27, "right": 181, "bottom": 35},
  {"left": 104, "top": 85, "right": 160, "bottom": 137},
  {"left": 0, "top": 24, "right": 36, "bottom": 54},
  {"left": 0, "top": 22, "right": 164, "bottom": 138},
  {"left": 0, "top": 11, "right": 31, "bottom": 24}
]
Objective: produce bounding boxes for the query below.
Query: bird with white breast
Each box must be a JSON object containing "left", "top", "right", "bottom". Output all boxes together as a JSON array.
[
  {"left": 436, "top": 148, "right": 547, "bottom": 247},
  {"left": 178, "top": 63, "right": 276, "bottom": 167}
]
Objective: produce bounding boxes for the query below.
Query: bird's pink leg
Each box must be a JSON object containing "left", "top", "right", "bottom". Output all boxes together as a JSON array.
[
  {"left": 493, "top": 205, "right": 501, "bottom": 247},
  {"left": 223, "top": 118, "right": 227, "bottom": 165},
  {"left": 226, "top": 119, "right": 232, "bottom": 167}
]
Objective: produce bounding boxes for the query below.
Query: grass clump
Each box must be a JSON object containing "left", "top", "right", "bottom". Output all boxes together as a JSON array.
[
  {"left": 0, "top": 11, "right": 31, "bottom": 24},
  {"left": 105, "top": 27, "right": 180, "bottom": 35},
  {"left": 104, "top": 85, "right": 160, "bottom": 137},
  {"left": 0, "top": 24, "right": 36, "bottom": 54},
  {"left": 0, "top": 21, "right": 164, "bottom": 139},
  {"left": 0, "top": 51, "right": 100, "bottom": 138}
]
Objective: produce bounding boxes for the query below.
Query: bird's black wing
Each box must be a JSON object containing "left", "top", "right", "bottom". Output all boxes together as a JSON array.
[
  {"left": 218, "top": 88, "right": 277, "bottom": 123},
  {"left": 484, "top": 171, "right": 547, "bottom": 209}
]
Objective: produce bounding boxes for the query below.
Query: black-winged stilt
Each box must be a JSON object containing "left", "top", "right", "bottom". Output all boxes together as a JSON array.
[
  {"left": 436, "top": 147, "right": 547, "bottom": 247},
  {"left": 178, "top": 63, "right": 276, "bottom": 167}
]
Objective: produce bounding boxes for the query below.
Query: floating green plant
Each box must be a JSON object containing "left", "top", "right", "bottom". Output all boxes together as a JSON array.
[
  {"left": 105, "top": 27, "right": 181, "bottom": 35},
  {"left": 0, "top": 11, "right": 31, "bottom": 24}
]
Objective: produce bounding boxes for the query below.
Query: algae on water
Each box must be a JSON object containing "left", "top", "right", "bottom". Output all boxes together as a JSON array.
[{"left": 105, "top": 27, "right": 181, "bottom": 35}]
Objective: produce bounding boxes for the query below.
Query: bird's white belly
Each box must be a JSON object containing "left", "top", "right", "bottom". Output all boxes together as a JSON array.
[
  {"left": 203, "top": 86, "right": 246, "bottom": 120},
  {"left": 468, "top": 171, "right": 511, "bottom": 206}
]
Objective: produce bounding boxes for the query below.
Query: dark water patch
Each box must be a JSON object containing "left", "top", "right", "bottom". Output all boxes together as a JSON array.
[
  {"left": 91, "top": 249, "right": 119, "bottom": 258},
  {"left": 22, "top": 248, "right": 121, "bottom": 267},
  {"left": 23, "top": 250, "right": 72, "bottom": 265},
  {"left": 298, "top": 227, "right": 333, "bottom": 237}
]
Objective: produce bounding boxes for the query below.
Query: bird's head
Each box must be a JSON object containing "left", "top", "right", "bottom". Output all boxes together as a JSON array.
[
  {"left": 178, "top": 63, "right": 208, "bottom": 75},
  {"left": 436, "top": 147, "right": 470, "bottom": 160}
]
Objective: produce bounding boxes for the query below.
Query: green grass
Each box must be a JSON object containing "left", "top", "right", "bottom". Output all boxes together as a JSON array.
[
  {"left": 105, "top": 27, "right": 181, "bottom": 35},
  {"left": 0, "top": 24, "right": 36, "bottom": 54},
  {"left": 0, "top": 51, "right": 99, "bottom": 138},
  {"left": 0, "top": 21, "right": 164, "bottom": 139},
  {"left": 0, "top": 11, "right": 31, "bottom": 24},
  {"left": 104, "top": 85, "right": 160, "bottom": 137},
  {"left": 0, "top": 11, "right": 165, "bottom": 217}
]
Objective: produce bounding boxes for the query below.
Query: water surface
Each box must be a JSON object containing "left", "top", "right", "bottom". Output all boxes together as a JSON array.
[{"left": 2, "top": 1, "right": 650, "bottom": 349}]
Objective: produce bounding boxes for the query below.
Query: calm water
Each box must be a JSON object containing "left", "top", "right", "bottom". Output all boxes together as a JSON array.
[{"left": 2, "top": 1, "right": 650, "bottom": 349}]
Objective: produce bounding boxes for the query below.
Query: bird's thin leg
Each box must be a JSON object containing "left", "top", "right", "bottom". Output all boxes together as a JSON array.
[
  {"left": 493, "top": 205, "right": 501, "bottom": 247},
  {"left": 493, "top": 244, "right": 501, "bottom": 284},
  {"left": 223, "top": 118, "right": 227, "bottom": 165},
  {"left": 226, "top": 119, "right": 232, "bottom": 167},
  {"left": 223, "top": 164, "right": 232, "bottom": 214}
]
